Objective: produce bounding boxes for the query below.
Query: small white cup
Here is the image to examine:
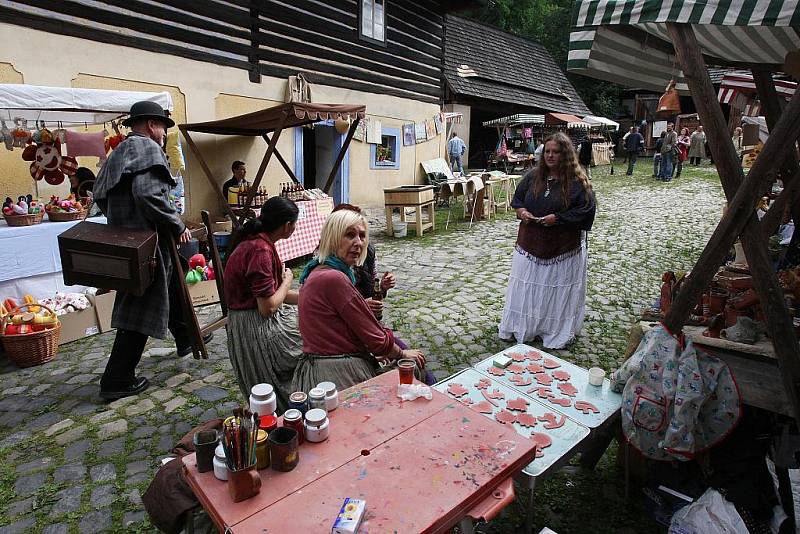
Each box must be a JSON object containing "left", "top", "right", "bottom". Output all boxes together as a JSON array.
[{"left": 588, "top": 367, "right": 605, "bottom": 386}]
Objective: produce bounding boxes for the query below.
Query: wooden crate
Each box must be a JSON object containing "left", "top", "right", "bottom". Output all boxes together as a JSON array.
[
  {"left": 58, "top": 221, "right": 157, "bottom": 296},
  {"left": 383, "top": 185, "right": 434, "bottom": 206}
]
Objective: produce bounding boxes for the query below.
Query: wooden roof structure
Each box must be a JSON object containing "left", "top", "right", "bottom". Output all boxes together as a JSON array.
[{"left": 179, "top": 102, "right": 365, "bottom": 225}]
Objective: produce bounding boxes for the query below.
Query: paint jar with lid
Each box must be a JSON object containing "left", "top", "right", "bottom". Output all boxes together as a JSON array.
[
  {"left": 282, "top": 408, "right": 305, "bottom": 444},
  {"left": 288, "top": 391, "right": 309, "bottom": 415},
  {"left": 316, "top": 381, "right": 339, "bottom": 412},
  {"left": 308, "top": 387, "right": 327, "bottom": 413},
  {"left": 213, "top": 443, "right": 228, "bottom": 481},
  {"left": 255, "top": 429, "right": 270, "bottom": 470},
  {"left": 304, "top": 408, "right": 330, "bottom": 443},
  {"left": 250, "top": 383, "right": 276, "bottom": 416}
]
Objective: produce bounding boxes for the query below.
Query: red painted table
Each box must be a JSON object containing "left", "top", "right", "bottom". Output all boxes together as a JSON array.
[{"left": 182, "top": 372, "right": 537, "bottom": 533}]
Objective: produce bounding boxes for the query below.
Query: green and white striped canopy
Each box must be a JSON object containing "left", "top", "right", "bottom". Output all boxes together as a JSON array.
[{"left": 568, "top": 0, "right": 800, "bottom": 92}]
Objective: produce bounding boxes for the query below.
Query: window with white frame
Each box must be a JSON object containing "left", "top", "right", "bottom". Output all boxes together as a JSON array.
[{"left": 360, "top": 0, "right": 386, "bottom": 45}]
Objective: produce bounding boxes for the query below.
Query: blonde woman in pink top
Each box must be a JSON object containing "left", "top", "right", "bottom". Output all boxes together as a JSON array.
[{"left": 293, "top": 209, "right": 426, "bottom": 391}]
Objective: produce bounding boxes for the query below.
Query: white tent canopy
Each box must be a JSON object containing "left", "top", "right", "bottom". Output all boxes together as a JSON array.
[
  {"left": 0, "top": 84, "right": 173, "bottom": 126},
  {"left": 582, "top": 115, "right": 619, "bottom": 130}
]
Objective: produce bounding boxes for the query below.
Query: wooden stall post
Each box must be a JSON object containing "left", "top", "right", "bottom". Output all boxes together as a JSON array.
[
  {"left": 665, "top": 23, "right": 800, "bottom": 420},
  {"left": 179, "top": 128, "right": 239, "bottom": 223},
  {"left": 323, "top": 117, "right": 360, "bottom": 194},
  {"left": 237, "top": 112, "right": 288, "bottom": 225},
  {"left": 262, "top": 134, "right": 300, "bottom": 185}
]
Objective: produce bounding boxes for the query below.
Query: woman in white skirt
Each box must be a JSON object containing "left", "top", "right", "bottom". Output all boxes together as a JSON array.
[{"left": 499, "top": 132, "right": 596, "bottom": 349}]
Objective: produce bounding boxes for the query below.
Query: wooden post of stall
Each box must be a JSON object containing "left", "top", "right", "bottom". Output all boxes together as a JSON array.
[
  {"left": 179, "top": 128, "right": 239, "bottom": 224},
  {"left": 664, "top": 23, "right": 800, "bottom": 421},
  {"left": 262, "top": 134, "right": 301, "bottom": 185},
  {"left": 237, "top": 112, "right": 288, "bottom": 226},
  {"left": 323, "top": 117, "right": 360, "bottom": 194}
]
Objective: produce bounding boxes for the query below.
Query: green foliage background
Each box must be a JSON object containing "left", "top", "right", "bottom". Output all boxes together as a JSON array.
[{"left": 462, "top": 0, "right": 624, "bottom": 118}]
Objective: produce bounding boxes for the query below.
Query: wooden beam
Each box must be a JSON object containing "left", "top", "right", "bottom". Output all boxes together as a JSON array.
[
  {"left": 168, "top": 235, "right": 208, "bottom": 360},
  {"left": 237, "top": 113, "right": 287, "bottom": 225},
  {"left": 262, "top": 134, "right": 300, "bottom": 184},
  {"left": 323, "top": 118, "right": 360, "bottom": 194},
  {"left": 665, "top": 23, "right": 800, "bottom": 421},
  {"left": 248, "top": 2, "right": 261, "bottom": 83},
  {"left": 179, "top": 128, "right": 239, "bottom": 224},
  {"left": 201, "top": 210, "right": 228, "bottom": 318}
]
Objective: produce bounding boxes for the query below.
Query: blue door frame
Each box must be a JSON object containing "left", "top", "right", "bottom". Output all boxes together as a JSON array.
[{"left": 294, "top": 120, "right": 349, "bottom": 205}]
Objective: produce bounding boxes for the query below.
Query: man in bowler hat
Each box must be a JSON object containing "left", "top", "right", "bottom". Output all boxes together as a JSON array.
[{"left": 93, "top": 101, "right": 209, "bottom": 399}]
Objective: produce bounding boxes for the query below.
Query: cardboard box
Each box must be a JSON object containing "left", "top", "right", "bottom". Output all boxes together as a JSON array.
[
  {"left": 58, "top": 305, "right": 100, "bottom": 345},
  {"left": 188, "top": 280, "right": 219, "bottom": 306},
  {"left": 93, "top": 291, "right": 116, "bottom": 333}
]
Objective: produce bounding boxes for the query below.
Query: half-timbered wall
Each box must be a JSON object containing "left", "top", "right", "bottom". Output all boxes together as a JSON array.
[{"left": 0, "top": 0, "right": 444, "bottom": 104}]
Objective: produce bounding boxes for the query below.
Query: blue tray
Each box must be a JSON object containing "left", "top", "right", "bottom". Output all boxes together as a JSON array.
[
  {"left": 473, "top": 344, "right": 622, "bottom": 428},
  {"left": 434, "top": 368, "right": 589, "bottom": 477}
]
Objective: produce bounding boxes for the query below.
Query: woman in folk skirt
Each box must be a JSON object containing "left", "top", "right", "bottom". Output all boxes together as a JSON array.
[
  {"left": 293, "top": 209, "right": 426, "bottom": 392},
  {"left": 499, "top": 132, "right": 596, "bottom": 349},
  {"left": 224, "top": 197, "right": 303, "bottom": 412}
]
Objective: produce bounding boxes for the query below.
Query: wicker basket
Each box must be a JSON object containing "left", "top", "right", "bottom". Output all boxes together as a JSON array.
[
  {"left": 0, "top": 303, "right": 61, "bottom": 368},
  {"left": 3, "top": 211, "right": 44, "bottom": 226},
  {"left": 46, "top": 209, "right": 86, "bottom": 222}
]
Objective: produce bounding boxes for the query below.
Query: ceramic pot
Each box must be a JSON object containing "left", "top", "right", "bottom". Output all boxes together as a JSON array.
[
  {"left": 192, "top": 430, "right": 218, "bottom": 473},
  {"left": 731, "top": 289, "right": 759, "bottom": 311},
  {"left": 227, "top": 465, "right": 261, "bottom": 502},
  {"left": 703, "top": 313, "right": 725, "bottom": 338},
  {"left": 723, "top": 306, "right": 749, "bottom": 328},
  {"left": 268, "top": 427, "right": 299, "bottom": 472},
  {"left": 708, "top": 289, "right": 729, "bottom": 316}
]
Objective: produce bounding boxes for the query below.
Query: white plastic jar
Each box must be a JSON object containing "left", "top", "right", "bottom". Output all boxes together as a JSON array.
[
  {"left": 249, "top": 383, "right": 276, "bottom": 417},
  {"left": 307, "top": 387, "right": 327, "bottom": 413},
  {"left": 316, "top": 381, "right": 339, "bottom": 412},
  {"left": 213, "top": 443, "right": 228, "bottom": 481},
  {"left": 304, "top": 408, "right": 330, "bottom": 443}
]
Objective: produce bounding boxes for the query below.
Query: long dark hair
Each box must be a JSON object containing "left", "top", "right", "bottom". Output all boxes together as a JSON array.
[
  {"left": 228, "top": 196, "right": 299, "bottom": 254},
  {"left": 532, "top": 132, "right": 593, "bottom": 209}
]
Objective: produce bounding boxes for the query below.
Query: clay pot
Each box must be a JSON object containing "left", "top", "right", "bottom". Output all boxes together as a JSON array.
[
  {"left": 724, "top": 305, "right": 749, "bottom": 328},
  {"left": 731, "top": 289, "right": 759, "bottom": 311},
  {"left": 227, "top": 465, "right": 261, "bottom": 503},
  {"left": 708, "top": 289, "right": 728, "bottom": 316},
  {"left": 703, "top": 313, "right": 725, "bottom": 338}
]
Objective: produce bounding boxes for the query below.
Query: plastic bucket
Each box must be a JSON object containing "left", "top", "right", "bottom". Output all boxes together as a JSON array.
[
  {"left": 393, "top": 222, "right": 408, "bottom": 238},
  {"left": 213, "top": 231, "right": 231, "bottom": 250}
]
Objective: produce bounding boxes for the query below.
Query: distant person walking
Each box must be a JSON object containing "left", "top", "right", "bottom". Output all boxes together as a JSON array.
[
  {"left": 674, "top": 127, "right": 691, "bottom": 178},
  {"left": 731, "top": 126, "right": 744, "bottom": 162},
  {"left": 624, "top": 127, "right": 644, "bottom": 175},
  {"left": 653, "top": 131, "right": 665, "bottom": 178},
  {"left": 659, "top": 123, "right": 678, "bottom": 181},
  {"left": 448, "top": 132, "right": 467, "bottom": 174},
  {"left": 621, "top": 126, "right": 633, "bottom": 163},
  {"left": 689, "top": 126, "right": 706, "bottom": 165}
]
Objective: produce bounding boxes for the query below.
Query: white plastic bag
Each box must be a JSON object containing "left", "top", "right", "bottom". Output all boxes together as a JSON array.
[
  {"left": 396, "top": 383, "right": 432, "bottom": 401},
  {"left": 668, "top": 489, "right": 748, "bottom": 534}
]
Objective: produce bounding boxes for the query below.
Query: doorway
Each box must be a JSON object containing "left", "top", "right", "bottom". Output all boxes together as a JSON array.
[{"left": 294, "top": 121, "right": 349, "bottom": 205}]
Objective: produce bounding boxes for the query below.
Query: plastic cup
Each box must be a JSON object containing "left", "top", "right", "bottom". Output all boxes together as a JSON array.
[
  {"left": 398, "top": 359, "right": 416, "bottom": 385},
  {"left": 588, "top": 367, "right": 606, "bottom": 386}
]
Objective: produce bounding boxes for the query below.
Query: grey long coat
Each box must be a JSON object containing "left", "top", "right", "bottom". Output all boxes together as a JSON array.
[{"left": 93, "top": 133, "right": 185, "bottom": 338}]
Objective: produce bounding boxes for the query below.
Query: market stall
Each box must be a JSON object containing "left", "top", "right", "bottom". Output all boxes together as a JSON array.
[
  {"left": 569, "top": 1, "right": 800, "bottom": 529},
  {"left": 583, "top": 115, "right": 618, "bottom": 167},
  {"left": 0, "top": 84, "right": 173, "bottom": 303}
]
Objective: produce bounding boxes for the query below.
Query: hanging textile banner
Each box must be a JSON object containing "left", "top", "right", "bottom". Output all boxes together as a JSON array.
[
  {"left": 402, "top": 123, "right": 415, "bottom": 146},
  {"left": 366, "top": 119, "right": 382, "bottom": 144},
  {"left": 414, "top": 122, "right": 426, "bottom": 144}
]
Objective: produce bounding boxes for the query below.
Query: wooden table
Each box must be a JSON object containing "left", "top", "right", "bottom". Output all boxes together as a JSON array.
[
  {"left": 435, "top": 345, "right": 623, "bottom": 531},
  {"left": 383, "top": 185, "right": 435, "bottom": 237},
  {"left": 183, "top": 372, "right": 538, "bottom": 533}
]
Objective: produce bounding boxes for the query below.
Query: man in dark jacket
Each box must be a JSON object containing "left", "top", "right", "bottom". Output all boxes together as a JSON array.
[
  {"left": 93, "top": 101, "right": 198, "bottom": 400},
  {"left": 625, "top": 127, "right": 644, "bottom": 175}
]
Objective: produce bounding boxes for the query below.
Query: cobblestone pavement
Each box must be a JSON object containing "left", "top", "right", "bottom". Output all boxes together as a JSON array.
[{"left": 0, "top": 162, "right": 730, "bottom": 533}]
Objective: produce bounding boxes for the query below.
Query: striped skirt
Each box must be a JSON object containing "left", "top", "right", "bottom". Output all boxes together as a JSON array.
[{"left": 226, "top": 305, "right": 303, "bottom": 413}]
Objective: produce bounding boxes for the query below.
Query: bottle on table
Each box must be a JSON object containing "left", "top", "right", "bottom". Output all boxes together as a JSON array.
[{"left": 373, "top": 277, "right": 384, "bottom": 320}]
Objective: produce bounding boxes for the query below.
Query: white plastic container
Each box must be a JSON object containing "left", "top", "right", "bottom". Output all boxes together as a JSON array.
[
  {"left": 393, "top": 222, "right": 408, "bottom": 238},
  {"left": 304, "top": 408, "right": 330, "bottom": 443},
  {"left": 588, "top": 367, "right": 606, "bottom": 386},
  {"left": 249, "top": 383, "right": 276, "bottom": 416},
  {"left": 213, "top": 443, "right": 228, "bottom": 481},
  {"left": 316, "top": 381, "right": 339, "bottom": 412}
]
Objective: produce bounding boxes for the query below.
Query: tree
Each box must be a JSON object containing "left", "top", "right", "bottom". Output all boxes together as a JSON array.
[{"left": 463, "top": 0, "right": 623, "bottom": 117}]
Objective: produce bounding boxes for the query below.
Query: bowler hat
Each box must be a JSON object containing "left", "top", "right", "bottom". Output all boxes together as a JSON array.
[{"left": 122, "top": 101, "right": 175, "bottom": 128}]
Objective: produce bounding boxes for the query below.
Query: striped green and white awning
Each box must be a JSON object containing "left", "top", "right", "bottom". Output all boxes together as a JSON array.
[{"left": 568, "top": 0, "right": 800, "bottom": 92}]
